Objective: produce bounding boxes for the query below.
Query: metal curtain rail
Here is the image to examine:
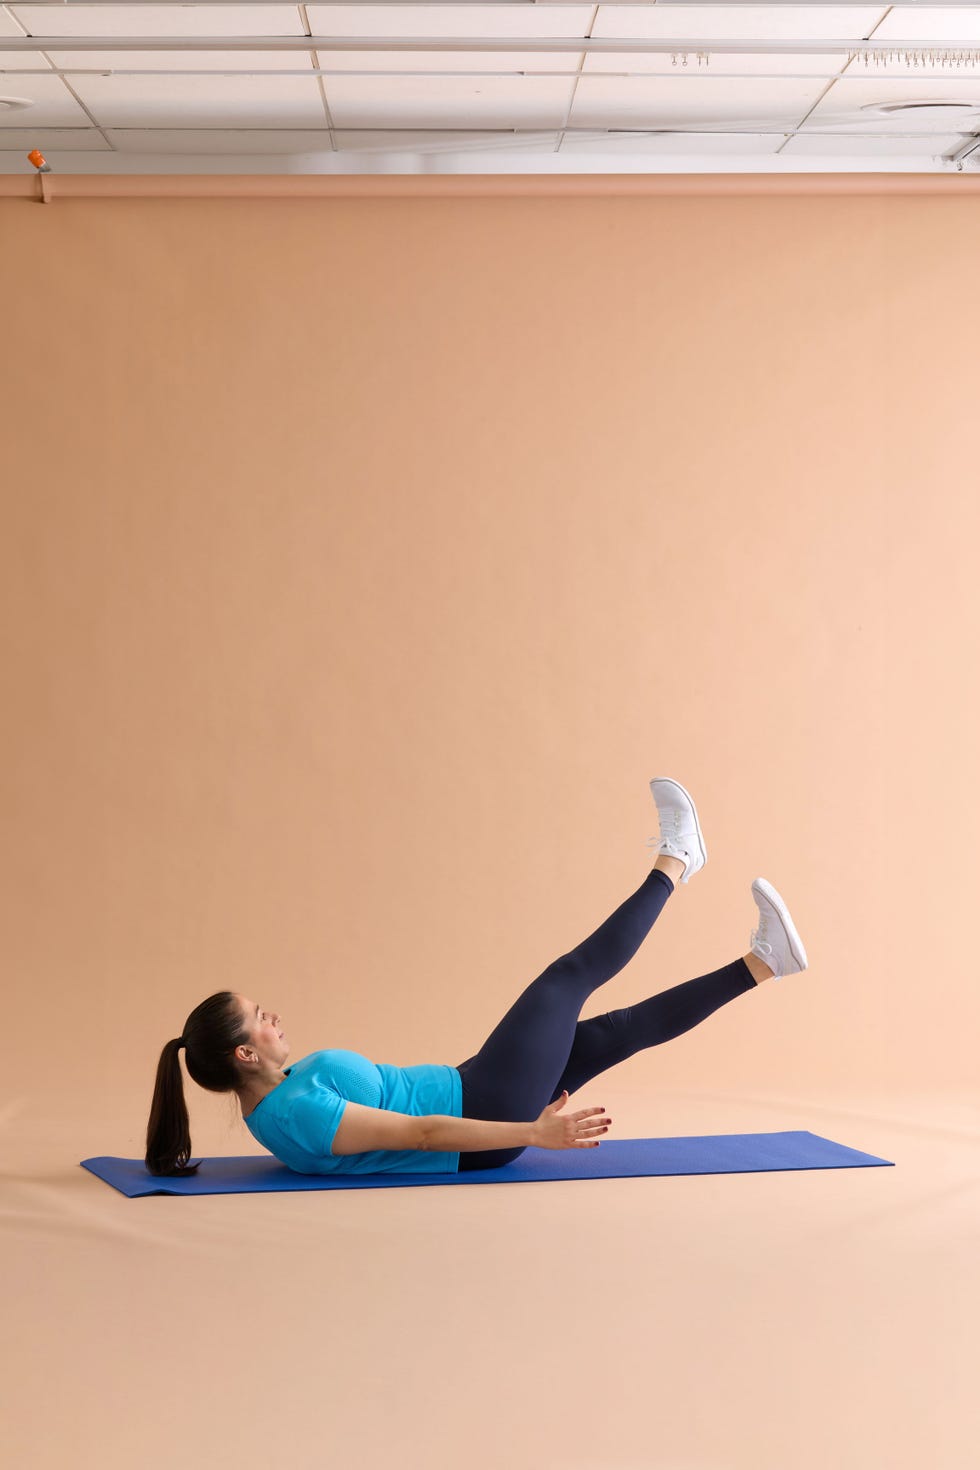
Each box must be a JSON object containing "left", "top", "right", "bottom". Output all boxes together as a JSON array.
[
  {"left": 8, "top": 67, "right": 980, "bottom": 79},
  {"left": 2, "top": 124, "right": 971, "bottom": 136},
  {"left": 4, "top": 36, "right": 980, "bottom": 53}
]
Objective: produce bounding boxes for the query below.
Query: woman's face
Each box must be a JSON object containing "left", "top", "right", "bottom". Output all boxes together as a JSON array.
[{"left": 238, "top": 995, "right": 290, "bottom": 1065}]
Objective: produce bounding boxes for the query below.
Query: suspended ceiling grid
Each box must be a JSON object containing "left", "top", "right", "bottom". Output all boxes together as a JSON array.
[{"left": 2, "top": 2, "right": 980, "bottom": 175}]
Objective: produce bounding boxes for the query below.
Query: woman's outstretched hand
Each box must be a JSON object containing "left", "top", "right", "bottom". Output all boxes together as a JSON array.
[{"left": 530, "top": 1092, "right": 611, "bottom": 1150}]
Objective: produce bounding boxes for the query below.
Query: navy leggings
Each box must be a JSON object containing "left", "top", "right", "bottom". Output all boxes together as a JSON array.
[{"left": 454, "top": 867, "right": 757, "bottom": 1170}]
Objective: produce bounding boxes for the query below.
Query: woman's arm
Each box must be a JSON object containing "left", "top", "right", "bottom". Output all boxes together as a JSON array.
[
  {"left": 331, "top": 1097, "right": 609, "bottom": 1157},
  {"left": 425, "top": 1094, "right": 610, "bottom": 1153},
  {"left": 330, "top": 1102, "right": 531, "bottom": 1157},
  {"left": 420, "top": 1115, "right": 534, "bottom": 1153}
]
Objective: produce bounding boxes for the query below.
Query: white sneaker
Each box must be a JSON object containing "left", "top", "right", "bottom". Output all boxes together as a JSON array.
[
  {"left": 647, "top": 777, "right": 707, "bottom": 884},
  {"left": 749, "top": 878, "right": 808, "bottom": 981}
]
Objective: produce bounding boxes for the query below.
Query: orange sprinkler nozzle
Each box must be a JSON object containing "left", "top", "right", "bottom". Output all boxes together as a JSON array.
[{"left": 28, "top": 149, "right": 51, "bottom": 172}]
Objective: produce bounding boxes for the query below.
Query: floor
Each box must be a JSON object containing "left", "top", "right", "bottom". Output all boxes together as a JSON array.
[{"left": 4, "top": 1082, "right": 977, "bottom": 1470}]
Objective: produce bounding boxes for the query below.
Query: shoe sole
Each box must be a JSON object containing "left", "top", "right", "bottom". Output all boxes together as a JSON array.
[
  {"left": 650, "top": 776, "right": 707, "bottom": 883},
  {"left": 751, "top": 878, "right": 808, "bottom": 972}
]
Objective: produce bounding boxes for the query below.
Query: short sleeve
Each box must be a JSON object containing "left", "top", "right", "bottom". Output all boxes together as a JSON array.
[{"left": 284, "top": 1089, "right": 349, "bottom": 1160}]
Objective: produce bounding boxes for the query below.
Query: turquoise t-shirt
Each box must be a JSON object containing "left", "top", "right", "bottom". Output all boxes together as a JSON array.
[{"left": 242, "top": 1048, "right": 463, "bottom": 1175}]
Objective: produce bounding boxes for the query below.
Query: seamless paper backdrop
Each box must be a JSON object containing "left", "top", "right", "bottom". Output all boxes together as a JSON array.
[{"left": 3, "top": 194, "right": 976, "bottom": 1108}]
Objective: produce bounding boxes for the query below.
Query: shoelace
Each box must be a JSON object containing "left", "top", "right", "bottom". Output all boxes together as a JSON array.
[{"left": 645, "top": 807, "right": 691, "bottom": 860}]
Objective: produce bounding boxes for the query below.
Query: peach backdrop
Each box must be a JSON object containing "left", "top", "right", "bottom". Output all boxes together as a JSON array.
[{"left": 2, "top": 181, "right": 977, "bottom": 1470}]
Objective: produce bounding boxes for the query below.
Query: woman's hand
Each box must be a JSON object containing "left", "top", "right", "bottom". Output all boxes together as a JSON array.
[{"left": 530, "top": 1091, "right": 611, "bottom": 1150}]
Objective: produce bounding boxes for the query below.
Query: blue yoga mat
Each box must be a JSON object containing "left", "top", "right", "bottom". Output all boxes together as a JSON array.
[{"left": 81, "top": 1130, "right": 894, "bottom": 1197}]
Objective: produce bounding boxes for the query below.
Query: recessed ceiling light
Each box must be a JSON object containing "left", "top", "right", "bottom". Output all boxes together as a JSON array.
[{"left": 862, "top": 100, "right": 980, "bottom": 120}]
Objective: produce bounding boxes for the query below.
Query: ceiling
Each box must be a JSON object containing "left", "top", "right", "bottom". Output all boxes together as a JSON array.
[{"left": 2, "top": 1, "right": 980, "bottom": 175}]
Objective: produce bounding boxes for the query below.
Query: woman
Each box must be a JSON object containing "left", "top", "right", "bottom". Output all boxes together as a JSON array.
[{"left": 145, "top": 778, "right": 808, "bottom": 1177}]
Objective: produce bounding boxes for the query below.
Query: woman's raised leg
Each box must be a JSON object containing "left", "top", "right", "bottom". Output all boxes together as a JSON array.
[{"left": 545, "top": 954, "right": 759, "bottom": 1103}]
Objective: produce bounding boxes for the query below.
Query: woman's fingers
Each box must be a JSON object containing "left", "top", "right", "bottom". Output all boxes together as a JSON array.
[
  {"left": 574, "top": 1121, "right": 611, "bottom": 1139},
  {"left": 564, "top": 1105, "right": 611, "bottom": 1147}
]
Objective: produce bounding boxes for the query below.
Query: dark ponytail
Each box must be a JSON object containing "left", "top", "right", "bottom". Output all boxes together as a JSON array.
[{"left": 145, "top": 991, "right": 251, "bottom": 1177}]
